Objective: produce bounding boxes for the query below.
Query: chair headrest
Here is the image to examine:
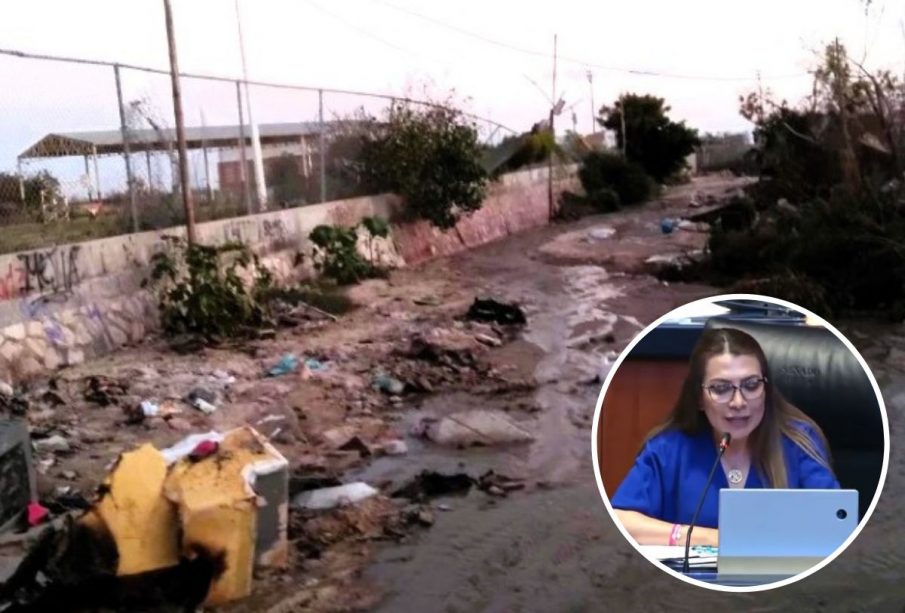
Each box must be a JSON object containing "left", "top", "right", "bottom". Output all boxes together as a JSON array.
[{"left": 704, "top": 318, "right": 881, "bottom": 447}]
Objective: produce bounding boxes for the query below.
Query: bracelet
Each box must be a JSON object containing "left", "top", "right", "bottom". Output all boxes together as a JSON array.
[{"left": 668, "top": 523, "right": 683, "bottom": 546}]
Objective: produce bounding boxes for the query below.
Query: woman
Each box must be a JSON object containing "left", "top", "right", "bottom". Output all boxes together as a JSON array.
[{"left": 610, "top": 327, "right": 839, "bottom": 547}]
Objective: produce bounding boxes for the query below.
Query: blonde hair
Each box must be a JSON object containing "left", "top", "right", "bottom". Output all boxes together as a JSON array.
[{"left": 644, "top": 327, "right": 833, "bottom": 487}]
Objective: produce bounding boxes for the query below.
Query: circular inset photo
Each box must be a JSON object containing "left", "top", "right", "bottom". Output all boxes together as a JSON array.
[{"left": 591, "top": 294, "right": 889, "bottom": 592}]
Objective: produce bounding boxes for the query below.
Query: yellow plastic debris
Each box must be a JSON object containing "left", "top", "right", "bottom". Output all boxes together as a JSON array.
[
  {"left": 164, "top": 426, "right": 288, "bottom": 605},
  {"left": 82, "top": 443, "right": 179, "bottom": 576}
]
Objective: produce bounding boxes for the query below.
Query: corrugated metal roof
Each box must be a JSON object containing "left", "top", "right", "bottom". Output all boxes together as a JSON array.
[{"left": 19, "top": 121, "right": 359, "bottom": 159}]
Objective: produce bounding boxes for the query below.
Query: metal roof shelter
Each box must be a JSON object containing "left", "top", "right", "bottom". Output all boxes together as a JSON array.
[{"left": 18, "top": 122, "right": 335, "bottom": 159}]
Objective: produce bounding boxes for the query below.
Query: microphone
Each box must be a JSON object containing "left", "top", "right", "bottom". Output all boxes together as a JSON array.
[{"left": 682, "top": 432, "right": 731, "bottom": 574}]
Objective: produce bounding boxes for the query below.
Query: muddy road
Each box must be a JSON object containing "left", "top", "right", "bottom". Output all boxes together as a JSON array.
[{"left": 355, "top": 180, "right": 905, "bottom": 613}]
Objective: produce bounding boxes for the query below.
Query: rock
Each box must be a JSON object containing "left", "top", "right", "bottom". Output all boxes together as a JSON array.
[
  {"left": 17, "top": 357, "right": 44, "bottom": 380},
  {"left": 3, "top": 323, "right": 26, "bottom": 341},
  {"left": 67, "top": 349, "right": 85, "bottom": 366},
  {"left": 414, "top": 507, "right": 435, "bottom": 526},
  {"left": 26, "top": 321, "right": 44, "bottom": 338},
  {"left": 43, "top": 351, "right": 62, "bottom": 371},
  {"left": 0, "top": 381, "right": 12, "bottom": 397},
  {"left": 60, "top": 470, "right": 78, "bottom": 481}
]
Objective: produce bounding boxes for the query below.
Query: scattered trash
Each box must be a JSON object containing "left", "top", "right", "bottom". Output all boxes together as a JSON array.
[
  {"left": 304, "top": 358, "right": 327, "bottom": 372},
  {"left": 160, "top": 431, "right": 225, "bottom": 465},
  {"left": 0, "top": 381, "right": 13, "bottom": 397},
  {"left": 210, "top": 369, "right": 236, "bottom": 385},
  {"left": 373, "top": 373, "right": 406, "bottom": 395},
  {"left": 391, "top": 471, "right": 474, "bottom": 502},
  {"left": 585, "top": 226, "right": 616, "bottom": 241},
  {"left": 140, "top": 400, "right": 160, "bottom": 417},
  {"left": 416, "top": 410, "right": 535, "bottom": 447},
  {"left": 414, "top": 296, "right": 442, "bottom": 306},
  {"left": 474, "top": 333, "right": 502, "bottom": 347},
  {"left": 83, "top": 375, "right": 128, "bottom": 406},
  {"left": 381, "top": 439, "right": 408, "bottom": 456},
  {"left": 466, "top": 298, "right": 527, "bottom": 325},
  {"left": 660, "top": 218, "right": 677, "bottom": 234},
  {"left": 477, "top": 470, "right": 526, "bottom": 497},
  {"left": 33, "top": 435, "right": 71, "bottom": 454},
  {"left": 292, "top": 482, "right": 379, "bottom": 510},
  {"left": 26, "top": 501, "right": 49, "bottom": 526},
  {"left": 60, "top": 470, "right": 78, "bottom": 481},
  {"left": 267, "top": 353, "right": 299, "bottom": 377},
  {"left": 188, "top": 439, "right": 219, "bottom": 461},
  {"left": 436, "top": 503, "right": 452, "bottom": 512},
  {"left": 676, "top": 219, "right": 709, "bottom": 232},
  {"left": 185, "top": 388, "right": 217, "bottom": 415}
]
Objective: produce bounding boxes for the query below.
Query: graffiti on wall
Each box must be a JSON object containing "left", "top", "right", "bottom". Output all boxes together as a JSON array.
[
  {"left": 0, "top": 245, "right": 82, "bottom": 301},
  {"left": 221, "top": 217, "right": 293, "bottom": 249}
]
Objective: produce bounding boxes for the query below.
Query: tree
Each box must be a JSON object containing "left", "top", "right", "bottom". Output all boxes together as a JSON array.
[
  {"left": 598, "top": 94, "right": 700, "bottom": 183},
  {"left": 0, "top": 170, "right": 62, "bottom": 209},
  {"left": 356, "top": 101, "right": 488, "bottom": 229}
]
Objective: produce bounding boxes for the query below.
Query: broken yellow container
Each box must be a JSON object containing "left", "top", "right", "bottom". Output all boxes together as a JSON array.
[
  {"left": 81, "top": 444, "right": 180, "bottom": 575},
  {"left": 163, "top": 426, "right": 289, "bottom": 606}
]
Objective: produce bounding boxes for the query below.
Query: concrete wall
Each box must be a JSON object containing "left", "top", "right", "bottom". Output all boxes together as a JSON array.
[{"left": 0, "top": 166, "right": 577, "bottom": 382}]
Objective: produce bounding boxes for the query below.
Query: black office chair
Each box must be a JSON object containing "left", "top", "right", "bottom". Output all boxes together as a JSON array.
[{"left": 705, "top": 318, "right": 884, "bottom": 520}]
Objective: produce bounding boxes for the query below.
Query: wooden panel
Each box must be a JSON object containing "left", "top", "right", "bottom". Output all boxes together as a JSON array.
[{"left": 598, "top": 359, "right": 689, "bottom": 499}]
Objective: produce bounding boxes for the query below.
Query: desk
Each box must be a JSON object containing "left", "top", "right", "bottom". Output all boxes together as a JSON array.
[{"left": 640, "top": 547, "right": 795, "bottom": 587}]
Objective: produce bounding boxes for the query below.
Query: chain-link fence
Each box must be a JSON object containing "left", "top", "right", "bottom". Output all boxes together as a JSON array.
[{"left": 0, "top": 48, "right": 516, "bottom": 255}]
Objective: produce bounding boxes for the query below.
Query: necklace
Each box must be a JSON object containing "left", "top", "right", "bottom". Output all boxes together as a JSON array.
[{"left": 727, "top": 469, "right": 745, "bottom": 485}]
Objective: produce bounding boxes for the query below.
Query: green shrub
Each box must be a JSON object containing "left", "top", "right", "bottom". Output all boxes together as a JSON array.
[
  {"left": 587, "top": 187, "right": 621, "bottom": 212},
  {"left": 147, "top": 238, "right": 273, "bottom": 340},
  {"left": 579, "top": 152, "right": 652, "bottom": 205},
  {"left": 357, "top": 102, "right": 488, "bottom": 229}
]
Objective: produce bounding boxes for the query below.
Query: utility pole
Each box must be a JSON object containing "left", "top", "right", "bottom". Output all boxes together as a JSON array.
[
  {"left": 162, "top": 0, "right": 196, "bottom": 244},
  {"left": 547, "top": 34, "right": 557, "bottom": 219},
  {"left": 113, "top": 64, "right": 138, "bottom": 233},
  {"left": 587, "top": 70, "right": 595, "bottom": 134},
  {"left": 620, "top": 93, "right": 627, "bottom": 157},
  {"left": 235, "top": 0, "right": 267, "bottom": 211}
]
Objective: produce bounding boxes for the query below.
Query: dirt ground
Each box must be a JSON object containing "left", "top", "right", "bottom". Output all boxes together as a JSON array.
[{"left": 6, "top": 174, "right": 905, "bottom": 612}]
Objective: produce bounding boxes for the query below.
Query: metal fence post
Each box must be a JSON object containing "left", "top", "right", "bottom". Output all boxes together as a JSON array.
[
  {"left": 113, "top": 64, "right": 139, "bottom": 232},
  {"left": 236, "top": 80, "right": 252, "bottom": 215},
  {"left": 318, "top": 89, "right": 326, "bottom": 203}
]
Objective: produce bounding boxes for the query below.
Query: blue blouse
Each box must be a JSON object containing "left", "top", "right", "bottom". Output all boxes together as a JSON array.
[{"left": 610, "top": 423, "right": 840, "bottom": 528}]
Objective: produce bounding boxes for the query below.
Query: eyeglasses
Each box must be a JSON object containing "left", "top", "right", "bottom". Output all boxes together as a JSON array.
[{"left": 702, "top": 376, "right": 767, "bottom": 403}]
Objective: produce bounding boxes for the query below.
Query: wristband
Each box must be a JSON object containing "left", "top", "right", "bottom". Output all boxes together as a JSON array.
[{"left": 668, "top": 523, "right": 683, "bottom": 546}]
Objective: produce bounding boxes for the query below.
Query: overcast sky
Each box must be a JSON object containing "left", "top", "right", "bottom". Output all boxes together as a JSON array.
[{"left": 1, "top": 0, "right": 903, "bottom": 184}]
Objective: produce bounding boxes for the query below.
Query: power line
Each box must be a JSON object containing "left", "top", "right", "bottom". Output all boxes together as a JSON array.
[
  {"left": 0, "top": 46, "right": 517, "bottom": 134},
  {"left": 370, "top": 0, "right": 811, "bottom": 83}
]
